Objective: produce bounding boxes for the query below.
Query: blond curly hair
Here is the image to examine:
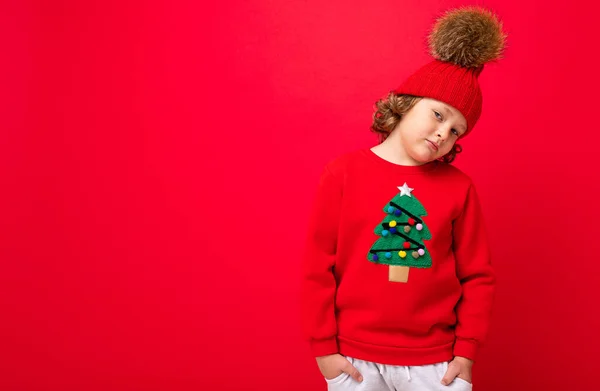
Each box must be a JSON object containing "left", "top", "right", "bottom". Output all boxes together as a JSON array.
[{"left": 370, "top": 93, "right": 463, "bottom": 164}]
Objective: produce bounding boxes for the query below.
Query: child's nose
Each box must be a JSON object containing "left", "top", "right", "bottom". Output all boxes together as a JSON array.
[{"left": 436, "top": 126, "right": 452, "bottom": 140}]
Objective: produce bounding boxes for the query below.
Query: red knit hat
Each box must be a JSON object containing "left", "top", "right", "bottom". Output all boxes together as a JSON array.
[{"left": 394, "top": 6, "right": 507, "bottom": 136}]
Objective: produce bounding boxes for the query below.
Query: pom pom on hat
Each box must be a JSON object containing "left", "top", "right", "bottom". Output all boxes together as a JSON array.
[
  {"left": 394, "top": 6, "right": 507, "bottom": 135},
  {"left": 428, "top": 6, "right": 507, "bottom": 68}
]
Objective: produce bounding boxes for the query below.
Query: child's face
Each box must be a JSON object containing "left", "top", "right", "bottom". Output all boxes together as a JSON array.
[{"left": 395, "top": 98, "right": 468, "bottom": 164}]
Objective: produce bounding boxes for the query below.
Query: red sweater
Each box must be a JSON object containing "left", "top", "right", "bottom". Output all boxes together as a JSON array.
[{"left": 300, "top": 148, "right": 495, "bottom": 365}]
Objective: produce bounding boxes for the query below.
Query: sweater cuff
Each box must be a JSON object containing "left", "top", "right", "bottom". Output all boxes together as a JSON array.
[
  {"left": 310, "top": 337, "right": 339, "bottom": 357},
  {"left": 453, "top": 338, "right": 478, "bottom": 362}
]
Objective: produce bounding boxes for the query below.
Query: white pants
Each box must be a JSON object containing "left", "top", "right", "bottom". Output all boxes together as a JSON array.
[{"left": 325, "top": 356, "right": 473, "bottom": 391}]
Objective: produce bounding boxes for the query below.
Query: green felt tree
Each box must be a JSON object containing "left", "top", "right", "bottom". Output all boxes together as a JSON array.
[{"left": 367, "top": 183, "right": 432, "bottom": 283}]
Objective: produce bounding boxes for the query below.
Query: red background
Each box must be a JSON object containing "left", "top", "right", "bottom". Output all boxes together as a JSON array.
[{"left": 1, "top": 1, "right": 599, "bottom": 390}]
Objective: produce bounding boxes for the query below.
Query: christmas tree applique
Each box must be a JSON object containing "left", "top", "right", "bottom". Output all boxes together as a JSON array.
[{"left": 367, "top": 183, "right": 432, "bottom": 283}]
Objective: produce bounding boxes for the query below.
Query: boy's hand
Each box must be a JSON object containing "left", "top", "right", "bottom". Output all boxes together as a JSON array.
[
  {"left": 441, "top": 356, "right": 473, "bottom": 386},
  {"left": 316, "top": 354, "right": 363, "bottom": 382}
]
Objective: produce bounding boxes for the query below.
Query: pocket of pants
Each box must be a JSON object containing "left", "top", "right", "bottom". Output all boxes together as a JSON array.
[
  {"left": 325, "top": 371, "right": 350, "bottom": 385},
  {"left": 442, "top": 361, "right": 472, "bottom": 389},
  {"left": 453, "top": 377, "right": 473, "bottom": 388},
  {"left": 324, "top": 356, "right": 354, "bottom": 385}
]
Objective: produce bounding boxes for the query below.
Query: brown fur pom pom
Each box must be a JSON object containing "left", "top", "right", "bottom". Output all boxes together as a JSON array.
[{"left": 428, "top": 6, "right": 507, "bottom": 68}]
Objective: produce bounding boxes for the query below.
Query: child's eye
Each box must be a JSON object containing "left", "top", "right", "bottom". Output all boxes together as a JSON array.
[
  {"left": 434, "top": 111, "right": 442, "bottom": 120},
  {"left": 451, "top": 129, "right": 459, "bottom": 136}
]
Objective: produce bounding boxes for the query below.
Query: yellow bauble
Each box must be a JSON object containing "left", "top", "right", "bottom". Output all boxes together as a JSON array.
[
  {"left": 398, "top": 251, "right": 407, "bottom": 258},
  {"left": 389, "top": 220, "right": 397, "bottom": 227}
]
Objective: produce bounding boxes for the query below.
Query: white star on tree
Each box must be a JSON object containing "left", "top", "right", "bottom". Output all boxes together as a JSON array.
[{"left": 398, "top": 183, "right": 414, "bottom": 197}]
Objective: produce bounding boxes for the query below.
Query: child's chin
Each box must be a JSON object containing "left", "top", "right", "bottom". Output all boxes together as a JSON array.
[{"left": 410, "top": 150, "right": 437, "bottom": 164}]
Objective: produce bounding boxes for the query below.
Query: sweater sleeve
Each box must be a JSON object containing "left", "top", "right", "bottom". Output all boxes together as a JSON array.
[
  {"left": 300, "top": 164, "right": 342, "bottom": 357},
  {"left": 451, "top": 182, "right": 496, "bottom": 362}
]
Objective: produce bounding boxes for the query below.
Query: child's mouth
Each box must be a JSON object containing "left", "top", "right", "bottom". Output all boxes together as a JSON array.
[{"left": 426, "top": 140, "right": 439, "bottom": 151}]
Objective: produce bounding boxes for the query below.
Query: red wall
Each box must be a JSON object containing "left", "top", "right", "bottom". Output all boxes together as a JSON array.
[{"left": 2, "top": 1, "right": 599, "bottom": 390}]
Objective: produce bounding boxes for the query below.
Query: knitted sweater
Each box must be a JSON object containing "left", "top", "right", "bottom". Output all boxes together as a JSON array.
[{"left": 300, "top": 148, "right": 495, "bottom": 365}]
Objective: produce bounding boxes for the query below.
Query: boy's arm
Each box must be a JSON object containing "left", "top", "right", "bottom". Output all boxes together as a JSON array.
[
  {"left": 451, "top": 182, "right": 496, "bottom": 362},
  {"left": 300, "top": 164, "right": 342, "bottom": 357}
]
